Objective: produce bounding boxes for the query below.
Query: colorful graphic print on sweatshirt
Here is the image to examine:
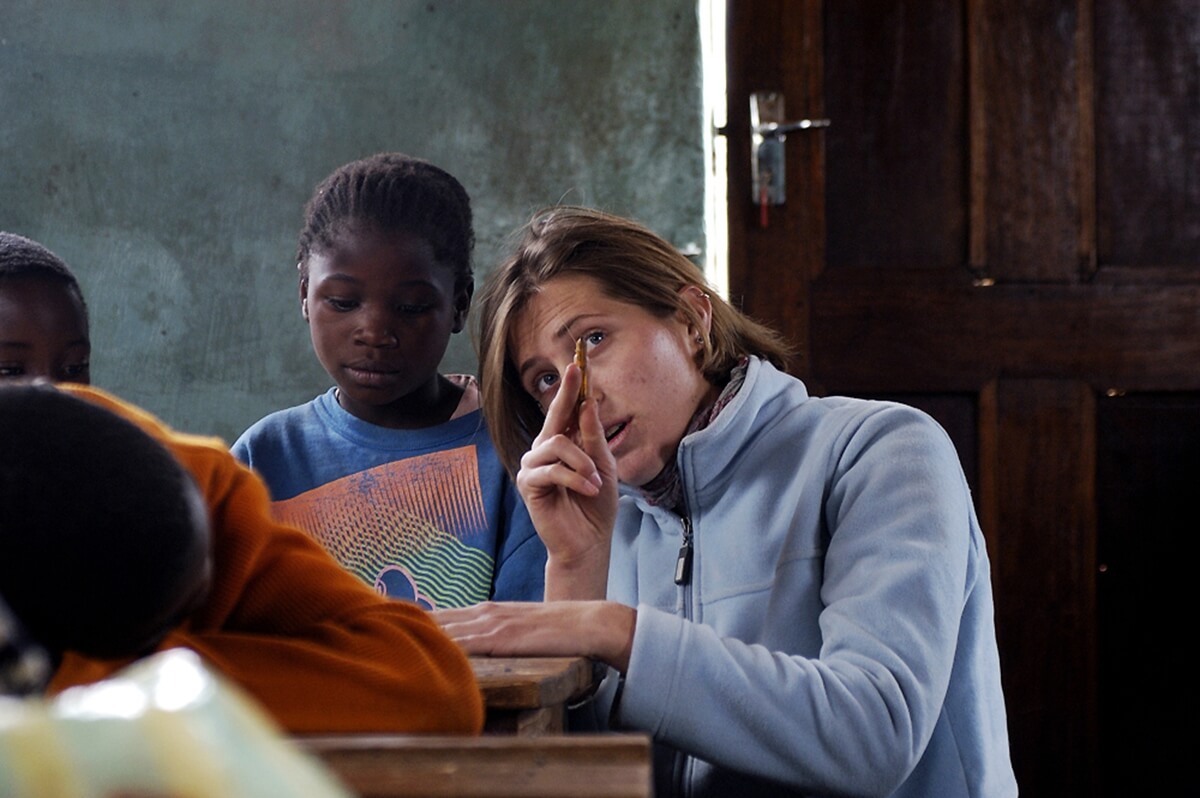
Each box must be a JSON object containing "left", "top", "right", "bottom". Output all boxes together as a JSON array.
[{"left": 272, "top": 446, "right": 494, "bottom": 609}]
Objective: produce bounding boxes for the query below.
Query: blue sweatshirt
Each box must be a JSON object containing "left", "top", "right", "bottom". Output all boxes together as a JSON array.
[
  {"left": 587, "top": 357, "right": 1016, "bottom": 797},
  {"left": 232, "top": 386, "right": 545, "bottom": 608}
]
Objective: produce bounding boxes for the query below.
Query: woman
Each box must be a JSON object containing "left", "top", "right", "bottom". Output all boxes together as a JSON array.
[{"left": 436, "top": 207, "right": 1016, "bottom": 797}]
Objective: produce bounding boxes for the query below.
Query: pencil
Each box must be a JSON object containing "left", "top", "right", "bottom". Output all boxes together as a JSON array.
[{"left": 574, "top": 337, "right": 589, "bottom": 404}]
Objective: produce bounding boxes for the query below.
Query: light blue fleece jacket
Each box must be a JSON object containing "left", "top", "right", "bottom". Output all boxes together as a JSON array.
[{"left": 588, "top": 357, "right": 1016, "bottom": 797}]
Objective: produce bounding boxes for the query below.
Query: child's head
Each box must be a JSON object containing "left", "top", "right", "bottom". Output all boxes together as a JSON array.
[
  {"left": 0, "top": 383, "right": 212, "bottom": 659},
  {"left": 297, "top": 152, "right": 474, "bottom": 290},
  {"left": 294, "top": 153, "right": 475, "bottom": 426},
  {"left": 0, "top": 232, "right": 91, "bottom": 384},
  {"left": 476, "top": 206, "right": 791, "bottom": 477}
]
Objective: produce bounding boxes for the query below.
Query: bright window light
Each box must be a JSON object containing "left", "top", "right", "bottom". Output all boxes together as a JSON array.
[{"left": 699, "top": 0, "right": 729, "bottom": 298}]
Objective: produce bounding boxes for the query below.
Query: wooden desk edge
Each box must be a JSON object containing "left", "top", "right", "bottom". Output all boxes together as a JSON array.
[
  {"left": 297, "top": 733, "right": 652, "bottom": 798},
  {"left": 469, "top": 656, "right": 599, "bottom": 708},
  {"left": 297, "top": 732, "right": 649, "bottom": 753}
]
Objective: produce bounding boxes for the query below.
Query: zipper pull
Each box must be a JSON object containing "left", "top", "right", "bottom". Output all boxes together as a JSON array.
[
  {"left": 674, "top": 542, "right": 693, "bottom": 585},
  {"left": 674, "top": 515, "right": 693, "bottom": 585}
]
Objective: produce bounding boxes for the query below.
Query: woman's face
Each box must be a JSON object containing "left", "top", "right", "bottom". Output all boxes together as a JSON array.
[{"left": 511, "top": 273, "right": 716, "bottom": 487}]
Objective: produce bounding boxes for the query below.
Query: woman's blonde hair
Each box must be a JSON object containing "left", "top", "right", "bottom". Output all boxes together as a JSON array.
[{"left": 475, "top": 206, "right": 792, "bottom": 476}]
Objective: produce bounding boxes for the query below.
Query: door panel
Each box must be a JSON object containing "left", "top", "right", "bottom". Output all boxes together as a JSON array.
[
  {"left": 1096, "top": 393, "right": 1200, "bottom": 796},
  {"left": 726, "top": 1, "right": 1200, "bottom": 794},
  {"left": 1096, "top": 1, "right": 1200, "bottom": 269},
  {"left": 824, "top": 0, "right": 967, "bottom": 272},
  {"left": 987, "top": 378, "right": 1098, "bottom": 796},
  {"left": 976, "top": 0, "right": 1085, "bottom": 280}
]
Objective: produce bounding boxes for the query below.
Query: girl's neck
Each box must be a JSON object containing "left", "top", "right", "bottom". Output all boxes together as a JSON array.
[{"left": 336, "top": 374, "right": 466, "bottom": 429}]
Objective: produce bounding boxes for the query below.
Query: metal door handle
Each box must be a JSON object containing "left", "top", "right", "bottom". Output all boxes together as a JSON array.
[
  {"left": 755, "top": 118, "right": 831, "bottom": 137},
  {"left": 751, "top": 91, "right": 830, "bottom": 207}
]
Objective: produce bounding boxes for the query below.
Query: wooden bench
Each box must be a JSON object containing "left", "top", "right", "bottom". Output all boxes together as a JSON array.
[{"left": 298, "top": 733, "right": 653, "bottom": 798}]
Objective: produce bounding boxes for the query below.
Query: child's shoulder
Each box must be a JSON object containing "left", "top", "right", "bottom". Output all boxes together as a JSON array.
[
  {"left": 231, "top": 391, "right": 333, "bottom": 454},
  {"left": 444, "top": 373, "right": 480, "bottom": 418}
]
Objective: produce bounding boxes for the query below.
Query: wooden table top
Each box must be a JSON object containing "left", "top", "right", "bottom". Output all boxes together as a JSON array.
[
  {"left": 299, "top": 732, "right": 652, "bottom": 798},
  {"left": 469, "top": 656, "right": 599, "bottom": 710}
]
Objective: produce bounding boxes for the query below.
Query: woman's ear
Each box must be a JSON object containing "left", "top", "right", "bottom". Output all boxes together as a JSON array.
[{"left": 678, "top": 284, "right": 713, "bottom": 342}]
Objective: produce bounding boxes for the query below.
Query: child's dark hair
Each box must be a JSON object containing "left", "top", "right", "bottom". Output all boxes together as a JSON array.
[
  {"left": 0, "top": 231, "right": 89, "bottom": 327},
  {"left": 0, "top": 384, "right": 209, "bottom": 658},
  {"left": 297, "top": 153, "right": 474, "bottom": 290}
]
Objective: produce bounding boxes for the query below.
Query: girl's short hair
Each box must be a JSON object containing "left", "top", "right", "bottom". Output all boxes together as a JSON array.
[
  {"left": 296, "top": 152, "right": 474, "bottom": 290},
  {"left": 475, "top": 206, "right": 792, "bottom": 476}
]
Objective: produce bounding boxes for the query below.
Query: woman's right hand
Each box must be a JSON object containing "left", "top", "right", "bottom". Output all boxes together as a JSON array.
[
  {"left": 435, "top": 600, "right": 636, "bottom": 673},
  {"left": 516, "top": 362, "right": 618, "bottom": 600}
]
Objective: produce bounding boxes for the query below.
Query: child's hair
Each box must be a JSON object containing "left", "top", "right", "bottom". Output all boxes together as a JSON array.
[
  {"left": 0, "top": 231, "right": 89, "bottom": 327},
  {"left": 296, "top": 152, "right": 474, "bottom": 291},
  {"left": 475, "top": 205, "right": 793, "bottom": 476},
  {"left": 0, "top": 384, "right": 209, "bottom": 658}
]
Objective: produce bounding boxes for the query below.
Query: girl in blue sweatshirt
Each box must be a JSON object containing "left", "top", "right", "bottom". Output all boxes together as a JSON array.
[{"left": 233, "top": 154, "right": 545, "bottom": 608}]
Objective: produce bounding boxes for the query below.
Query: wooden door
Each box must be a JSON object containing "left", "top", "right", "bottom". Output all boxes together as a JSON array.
[{"left": 725, "top": 2, "right": 1200, "bottom": 795}]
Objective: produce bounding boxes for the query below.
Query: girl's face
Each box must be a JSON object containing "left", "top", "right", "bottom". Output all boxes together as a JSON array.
[
  {"left": 0, "top": 278, "right": 91, "bottom": 384},
  {"left": 302, "top": 228, "right": 470, "bottom": 427},
  {"left": 511, "top": 273, "right": 717, "bottom": 487}
]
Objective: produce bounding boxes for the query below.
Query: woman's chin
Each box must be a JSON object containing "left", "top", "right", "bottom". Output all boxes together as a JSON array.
[{"left": 616, "top": 457, "right": 667, "bottom": 489}]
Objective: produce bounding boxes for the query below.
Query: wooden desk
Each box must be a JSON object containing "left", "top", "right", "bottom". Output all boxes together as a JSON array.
[
  {"left": 299, "top": 733, "right": 652, "bottom": 798},
  {"left": 470, "top": 656, "right": 600, "bottom": 735}
]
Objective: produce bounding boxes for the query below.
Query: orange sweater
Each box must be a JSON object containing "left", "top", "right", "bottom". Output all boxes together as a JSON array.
[{"left": 47, "top": 384, "right": 483, "bottom": 735}]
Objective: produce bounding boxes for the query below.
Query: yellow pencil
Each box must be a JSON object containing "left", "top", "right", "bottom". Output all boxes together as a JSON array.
[{"left": 574, "top": 337, "right": 589, "bottom": 404}]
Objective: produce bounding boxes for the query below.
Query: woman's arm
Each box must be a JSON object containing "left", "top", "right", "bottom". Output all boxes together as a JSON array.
[{"left": 609, "top": 406, "right": 988, "bottom": 795}]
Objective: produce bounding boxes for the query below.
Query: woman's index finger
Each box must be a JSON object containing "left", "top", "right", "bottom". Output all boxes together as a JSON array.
[{"left": 536, "top": 361, "right": 584, "bottom": 441}]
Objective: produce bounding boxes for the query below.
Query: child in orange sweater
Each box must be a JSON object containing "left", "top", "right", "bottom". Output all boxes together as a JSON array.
[{"left": 0, "top": 231, "right": 482, "bottom": 733}]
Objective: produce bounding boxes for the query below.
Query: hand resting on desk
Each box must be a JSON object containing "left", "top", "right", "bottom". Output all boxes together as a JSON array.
[{"left": 434, "top": 600, "right": 636, "bottom": 673}]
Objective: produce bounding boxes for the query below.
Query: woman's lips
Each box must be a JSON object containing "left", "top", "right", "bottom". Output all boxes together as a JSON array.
[{"left": 604, "top": 420, "right": 629, "bottom": 447}]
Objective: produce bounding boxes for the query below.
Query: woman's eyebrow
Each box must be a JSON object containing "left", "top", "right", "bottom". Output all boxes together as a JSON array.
[
  {"left": 515, "top": 354, "right": 542, "bottom": 381},
  {"left": 559, "top": 312, "right": 606, "bottom": 340}
]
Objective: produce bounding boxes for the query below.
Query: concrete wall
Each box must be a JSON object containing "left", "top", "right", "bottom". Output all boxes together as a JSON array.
[{"left": 0, "top": 0, "right": 705, "bottom": 440}]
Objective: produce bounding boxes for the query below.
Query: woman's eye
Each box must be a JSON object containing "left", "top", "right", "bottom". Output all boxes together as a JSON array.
[
  {"left": 533, "top": 372, "right": 559, "bottom": 394},
  {"left": 326, "top": 297, "right": 357, "bottom": 312},
  {"left": 584, "top": 330, "right": 605, "bottom": 349}
]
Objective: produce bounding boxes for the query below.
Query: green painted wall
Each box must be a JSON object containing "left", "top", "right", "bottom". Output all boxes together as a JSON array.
[{"left": 0, "top": 0, "right": 705, "bottom": 441}]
